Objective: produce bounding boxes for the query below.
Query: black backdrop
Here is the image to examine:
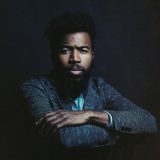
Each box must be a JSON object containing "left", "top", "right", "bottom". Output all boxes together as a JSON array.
[{"left": 0, "top": 0, "right": 159, "bottom": 160}]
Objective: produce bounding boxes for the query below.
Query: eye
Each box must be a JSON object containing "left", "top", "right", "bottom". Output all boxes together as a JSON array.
[
  {"left": 61, "top": 48, "right": 71, "bottom": 54},
  {"left": 80, "top": 48, "right": 89, "bottom": 54}
]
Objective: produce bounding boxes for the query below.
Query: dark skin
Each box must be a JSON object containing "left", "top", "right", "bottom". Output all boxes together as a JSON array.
[
  {"left": 36, "top": 110, "right": 109, "bottom": 137},
  {"left": 36, "top": 32, "right": 109, "bottom": 137}
]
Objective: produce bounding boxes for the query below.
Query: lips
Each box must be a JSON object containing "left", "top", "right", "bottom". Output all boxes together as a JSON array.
[
  {"left": 69, "top": 70, "right": 82, "bottom": 75},
  {"left": 68, "top": 66, "right": 83, "bottom": 76}
]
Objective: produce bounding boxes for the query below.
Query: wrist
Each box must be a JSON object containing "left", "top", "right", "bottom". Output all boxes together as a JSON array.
[
  {"left": 84, "top": 110, "right": 94, "bottom": 122},
  {"left": 84, "top": 110, "right": 109, "bottom": 125}
]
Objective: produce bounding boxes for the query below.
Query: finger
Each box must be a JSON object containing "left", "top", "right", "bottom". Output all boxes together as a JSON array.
[
  {"left": 39, "top": 114, "right": 63, "bottom": 136},
  {"left": 35, "top": 117, "right": 44, "bottom": 126},
  {"left": 35, "top": 111, "right": 58, "bottom": 126},
  {"left": 56, "top": 118, "right": 71, "bottom": 128},
  {"left": 47, "top": 113, "right": 63, "bottom": 122},
  {"left": 37, "top": 111, "right": 61, "bottom": 127},
  {"left": 45, "top": 110, "right": 62, "bottom": 117},
  {"left": 40, "top": 118, "right": 65, "bottom": 137},
  {"left": 51, "top": 116, "right": 67, "bottom": 126}
]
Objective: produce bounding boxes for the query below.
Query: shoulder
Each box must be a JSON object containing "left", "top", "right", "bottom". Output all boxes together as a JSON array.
[
  {"left": 22, "top": 75, "right": 51, "bottom": 85},
  {"left": 21, "top": 75, "right": 54, "bottom": 91},
  {"left": 90, "top": 77, "right": 111, "bottom": 89},
  {"left": 89, "top": 77, "right": 119, "bottom": 96},
  {"left": 20, "top": 76, "right": 56, "bottom": 100}
]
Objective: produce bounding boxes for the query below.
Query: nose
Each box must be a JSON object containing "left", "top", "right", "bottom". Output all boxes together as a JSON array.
[{"left": 69, "top": 49, "right": 81, "bottom": 63}]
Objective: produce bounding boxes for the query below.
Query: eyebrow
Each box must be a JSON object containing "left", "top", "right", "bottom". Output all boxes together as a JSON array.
[{"left": 61, "top": 45, "right": 91, "bottom": 50}]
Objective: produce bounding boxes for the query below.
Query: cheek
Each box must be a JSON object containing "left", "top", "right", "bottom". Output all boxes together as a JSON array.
[
  {"left": 58, "top": 55, "right": 69, "bottom": 66},
  {"left": 82, "top": 56, "right": 93, "bottom": 69}
]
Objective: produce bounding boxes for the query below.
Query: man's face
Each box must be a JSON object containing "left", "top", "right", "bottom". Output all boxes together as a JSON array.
[{"left": 53, "top": 32, "right": 94, "bottom": 81}]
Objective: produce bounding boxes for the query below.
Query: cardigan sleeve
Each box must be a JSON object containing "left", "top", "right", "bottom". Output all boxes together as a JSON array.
[
  {"left": 99, "top": 78, "right": 157, "bottom": 134},
  {"left": 21, "top": 78, "right": 54, "bottom": 121}
]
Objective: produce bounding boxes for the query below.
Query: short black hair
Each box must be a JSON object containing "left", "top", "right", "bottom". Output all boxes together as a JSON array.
[{"left": 44, "top": 12, "right": 96, "bottom": 51}]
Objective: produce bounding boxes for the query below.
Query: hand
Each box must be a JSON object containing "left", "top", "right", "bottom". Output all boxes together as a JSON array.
[{"left": 36, "top": 110, "right": 91, "bottom": 137}]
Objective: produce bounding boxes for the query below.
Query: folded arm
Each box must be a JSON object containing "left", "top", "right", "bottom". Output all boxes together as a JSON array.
[
  {"left": 21, "top": 78, "right": 116, "bottom": 147},
  {"left": 36, "top": 110, "right": 111, "bottom": 137},
  {"left": 99, "top": 78, "right": 157, "bottom": 134}
]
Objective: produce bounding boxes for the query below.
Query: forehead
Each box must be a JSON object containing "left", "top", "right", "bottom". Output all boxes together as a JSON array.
[{"left": 61, "top": 32, "right": 91, "bottom": 47}]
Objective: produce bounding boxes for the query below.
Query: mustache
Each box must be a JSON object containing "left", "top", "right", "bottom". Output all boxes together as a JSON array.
[{"left": 68, "top": 64, "right": 84, "bottom": 71}]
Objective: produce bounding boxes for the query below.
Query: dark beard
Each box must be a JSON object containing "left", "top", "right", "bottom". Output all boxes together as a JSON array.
[{"left": 52, "top": 64, "right": 92, "bottom": 99}]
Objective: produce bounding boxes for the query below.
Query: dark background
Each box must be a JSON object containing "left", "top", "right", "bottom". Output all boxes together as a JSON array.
[{"left": 0, "top": 0, "right": 159, "bottom": 160}]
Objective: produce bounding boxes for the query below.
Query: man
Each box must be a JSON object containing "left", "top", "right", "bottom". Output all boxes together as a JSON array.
[{"left": 21, "top": 12, "right": 157, "bottom": 160}]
